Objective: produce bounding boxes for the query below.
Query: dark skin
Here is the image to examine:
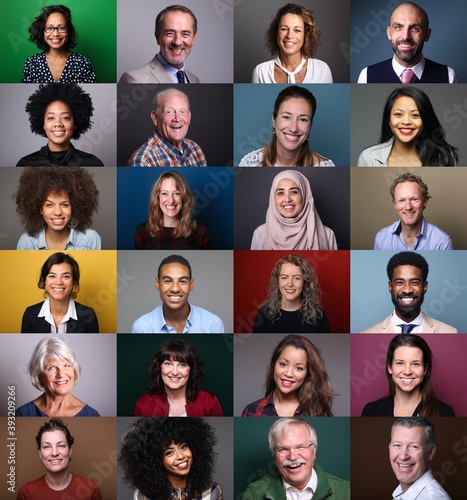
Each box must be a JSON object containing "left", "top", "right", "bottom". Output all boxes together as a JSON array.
[{"left": 389, "top": 265, "right": 427, "bottom": 322}]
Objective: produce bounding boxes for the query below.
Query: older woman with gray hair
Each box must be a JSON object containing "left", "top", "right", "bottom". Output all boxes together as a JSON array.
[{"left": 15, "top": 337, "right": 99, "bottom": 417}]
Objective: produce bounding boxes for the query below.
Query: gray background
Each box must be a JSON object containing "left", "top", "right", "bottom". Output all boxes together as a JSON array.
[
  {"left": 117, "top": 0, "right": 233, "bottom": 83},
  {"left": 350, "top": 83, "right": 467, "bottom": 166},
  {"left": 0, "top": 334, "right": 116, "bottom": 416},
  {"left": 233, "top": 167, "right": 350, "bottom": 249},
  {"left": 0, "top": 167, "right": 117, "bottom": 249},
  {"left": 0, "top": 84, "right": 117, "bottom": 166},
  {"left": 117, "top": 416, "right": 233, "bottom": 499},
  {"left": 116, "top": 250, "right": 233, "bottom": 333},
  {"left": 234, "top": 0, "right": 350, "bottom": 83},
  {"left": 234, "top": 333, "right": 350, "bottom": 416}
]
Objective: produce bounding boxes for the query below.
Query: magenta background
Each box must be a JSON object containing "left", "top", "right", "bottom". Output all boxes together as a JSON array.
[{"left": 350, "top": 334, "right": 467, "bottom": 416}]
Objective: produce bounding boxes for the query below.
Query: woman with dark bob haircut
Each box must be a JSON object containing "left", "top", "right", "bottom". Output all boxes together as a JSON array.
[
  {"left": 362, "top": 334, "right": 455, "bottom": 416},
  {"left": 242, "top": 334, "right": 335, "bottom": 416},
  {"left": 21, "top": 252, "right": 99, "bottom": 333},
  {"left": 133, "top": 339, "right": 223, "bottom": 416},
  {"left": 135, "top": 171, "right": 210, "bottom": 249},
  {"left": 252, "top": 3, "right": 332, "bottom": 83},
  {"left": 239, "top": 85, "right": 334, "bottom": 167},
  {"left": 119, "top": 418, "right": 223, "bottom": 499},
  {"left": 358, "top": 86, "right": 459, "bottom": 166},
  {"left": 252, "top": 254, "right": 330, "bottom": 333},
  {"left": 22, "top": 4, "right": 97, "bottom": 83},
  {"left": 16, "top": 83, "right": 104, "bottom": 166},
  {"left": 16, "top": 166, "right": 101, "bottom": 250},
  {"left": 17, "top": 418, "right": 102, "bottom": 499}
]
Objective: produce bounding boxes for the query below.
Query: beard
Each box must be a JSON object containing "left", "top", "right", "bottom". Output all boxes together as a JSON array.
[
  {"left": 391, "top": 291, "right": 425, "bottom": 320},
  {"left": 392, "top": 39, "right": 424, "bottom": 63}
]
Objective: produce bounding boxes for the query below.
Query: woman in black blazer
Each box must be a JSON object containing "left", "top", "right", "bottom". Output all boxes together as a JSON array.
[{"left": 21, "top": 252, "right": 98, "bottom": 333}]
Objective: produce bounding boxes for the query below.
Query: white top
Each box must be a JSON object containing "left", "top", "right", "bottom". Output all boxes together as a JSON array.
[
  {"left": 239, "top": 148, "right": 335, "bottom": 167},
  {"left": 283, "top": 467, "right": 318, "bottom": 500},
  {"left": 38, "top": 297, "right": 77, "bottom": 334},
  {"left": 252, "top": 57, "right": 333, "bottom": 83},
  {"left": 392, "top": 469, "right": 451, "bottom": 499}
]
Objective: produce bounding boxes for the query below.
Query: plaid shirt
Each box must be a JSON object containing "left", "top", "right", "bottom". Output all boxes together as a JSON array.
[
  {"left": 134, "top": 222, "right": 210, "bottom": 249},
  {"left": 127, "top": 130, "right": 207, "bottom": 167},
  {"left": 242, "top": 392, "right": 306, "bottom": 417}
]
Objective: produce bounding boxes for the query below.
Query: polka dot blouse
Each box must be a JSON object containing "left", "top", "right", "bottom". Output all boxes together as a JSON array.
[{"left": 21, "top": 52, "right": 98, "bottom": 83}]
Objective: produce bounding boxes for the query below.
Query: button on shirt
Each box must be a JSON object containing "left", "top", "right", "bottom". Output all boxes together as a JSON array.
[
  {"left": 39, "top": 297, "right": 77, "bottom": 334},
  {"left": 374, "top": 219, "right": 453, "bottom": 250},
  {"left": 392, "top": 470, "right": 452, "bottom": 499},
  {"left": 284, "top": 468, "right": 317, "bottom": 499},
  {"left": 131, "top": 304, "right": 224, "bottom": 333},
  {"left": 391, "top": 312, "right": 424, "bottom": 334}
]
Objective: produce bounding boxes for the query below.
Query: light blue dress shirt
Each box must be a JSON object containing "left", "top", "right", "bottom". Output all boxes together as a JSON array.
[{"left": 17, "top": 227, "right": 101, "bottom": 250}]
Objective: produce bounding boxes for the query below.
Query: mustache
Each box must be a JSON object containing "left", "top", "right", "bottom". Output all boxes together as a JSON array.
[{"left": 282, "top": 458, "right": 306, "bottom": 467}]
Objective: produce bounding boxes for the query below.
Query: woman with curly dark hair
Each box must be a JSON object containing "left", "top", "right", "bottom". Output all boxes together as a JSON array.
[
  {"left": 16, "top": 83, "right": 104, "bottom": 166},
  {"left": 133, "top": 339, "right": 223, "bottom": 416},
  {"left": 252, "top": 3, "right": 332, "bottom": 83},
  {"left": 21, "top": 4, "right": 97, "bottom": 83},
  {"left": 16, "top": 166, "right": 100, "bottom": 250},
  {"left": 119, "top": 418, "right": 223, "bottom": 499},
  {"left": 135, "top": 171, "right": 210, "bottom": 249},
  {"left": 242, "top": 334, "right": 335, "bottom": 416},
  {"left": 252, "top": 253, "right": 329, "bottom": 333}
]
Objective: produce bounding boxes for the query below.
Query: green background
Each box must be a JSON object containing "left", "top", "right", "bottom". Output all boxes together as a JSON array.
[
  {"left": 1, "top": 0, "right": 116, "bottom": 82},
  {"left": 117, "top": 334, "right": 234, "bottom": 416}
]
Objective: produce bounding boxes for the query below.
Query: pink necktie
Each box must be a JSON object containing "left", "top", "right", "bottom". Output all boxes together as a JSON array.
[{"left": 400, "top": 68, "right": 415, "bottom": 83}]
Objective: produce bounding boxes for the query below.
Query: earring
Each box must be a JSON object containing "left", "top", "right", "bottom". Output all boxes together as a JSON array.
[{"left": 68, "top": 218, "right": 78, "bottom": 229}]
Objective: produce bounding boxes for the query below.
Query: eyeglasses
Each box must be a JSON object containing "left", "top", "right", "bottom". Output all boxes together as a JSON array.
[
  {"left": 44, "top": 25, "right": 67, "bottom": 34},
  {"left": 275, "top": 443, "right": 314, "bottom": 455}
]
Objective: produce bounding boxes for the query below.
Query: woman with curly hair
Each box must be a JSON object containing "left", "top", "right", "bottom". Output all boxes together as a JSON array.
[
  {"left": 16, "top": 83, "right": 104, "bottom": 166},
  {"left": 252, "top": 3, "right": 332, "bottom": 83},
  {"left": 119, "top": 418, "right": 223, "bottom": 499},
  {"left": 135, "top": 171, "right": 209, "bottom": 249},
  {"left": 21, "top": 252, "right": 99, "bottom": 333},
  {"left": 362, "top": 334, "right": 455, "bottom": 417},
  {"left": 251, "top": 170, "right": 337, "bottom": 249},
  {"left": 16, "top": 166, "right": 100, "bottom": 250},
  {"left": 252, "top": 254, "right": 329, "bottom": 333},
  {"left": 242, "top": 334, "right": 335, "bottom": 416},
  {"left": 133, "top": 339, "right": 223, "bottom": 416},
  {"left": 358, "top": 86, "right": 459, "bottom": 166},
  {"left": 21, "top": 4, "right": 97, "bottom": 83}
]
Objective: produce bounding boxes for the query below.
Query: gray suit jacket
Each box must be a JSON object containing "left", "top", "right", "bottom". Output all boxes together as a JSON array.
[
  {"left": 119, "top": 55, "right": 200, "bottom": 84},
  {"left": 361, "top": 312, "right": 458, "bottom": 334},
  {"left": 357, "top": 138, "right": 394, "bottom": 166}
]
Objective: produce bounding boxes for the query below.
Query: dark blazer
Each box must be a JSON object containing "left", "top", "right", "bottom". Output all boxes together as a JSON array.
[
  {"left": 21, "top": 301, "right": 99, "bottom": 333},
  {"left": 367, "top": 58, "right": 449, "bottom": 83},
  {"left": 361, "top": 396, "right": 455, "bottom": 416}
]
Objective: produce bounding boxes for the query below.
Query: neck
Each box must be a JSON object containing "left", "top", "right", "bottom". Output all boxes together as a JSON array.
[
  {"left": 281, "top": 297, "right": 302, "bottom": 311},
  {"left": 45, "top": 226, "right": 70, "bottom": 247},
  {"left": 39, "top": 392, "right": 74, "bottom": 410},
  {"left": 47, "top": 141, "right": 70, "bottom": 153},
  {"left": 163, "top": 216, "right": 179, "bottom": 228},
  {"left": 399, "top": 219, "right": 424, "bottom": 239},
  {"left": 162, "top": 303, "right": 190, "bottom": 325},
  {"left": 165, "top": 386, "right": 187, "bottom": 402},
  {"left": 46, "top": 47, "right": 68, "bottom": 58},
  {"left": 279, "top": 53, "right": 304, "bottom": 72},
  {"left": 49, "top": 296, "right": 71, "bottom": 313},
  {"left": 275, "top": 144, "right": 301, "bottom": 167},
  {"left": 169, "top": 477, "right": 187, "bottom": 493},
  {"left": 45, "top": 470, "right": 72, "bottom": 490},
  {"left": 273, "top": 388, "right": 299, "bottom": 406},
  {"left": 395, "top": 53, "right": 422, "bottom": 68}
]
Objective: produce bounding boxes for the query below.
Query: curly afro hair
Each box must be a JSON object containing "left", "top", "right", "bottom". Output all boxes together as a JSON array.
[
  {"left": 15, "top": 166, "right": 99, "bottom": 235},
  {"left": 26, "top": 83, "right": 93, "bottom": 139},
  {"left": 119, "top": 418, "right": 217, "bottom": 498}
]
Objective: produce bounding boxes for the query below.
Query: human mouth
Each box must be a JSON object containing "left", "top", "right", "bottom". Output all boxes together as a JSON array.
[
  {"left": 176, "top": 460, "right": 189, "bottom": 469},
  {"left": 281, "top": 379, "right": 294, "bottom": 387},
  {"left": 284, "top": 133, "right": 301, "bottom": 143},
  {"left": 398, "top": 128, "right": 415, "bottom": 135}
]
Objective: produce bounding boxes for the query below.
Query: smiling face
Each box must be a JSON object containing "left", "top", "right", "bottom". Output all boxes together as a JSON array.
[
  {"left": 40, "top": 356, "right": 75, "bottom": 397},
  {"left": 389, "top": 346, "right": 427, "bottom": 395},
  {"left": 389, "top": 96, "right": 423, "bottom": 145},
  {"left": 158, "top": 177, "right": 182, "bottom": 226},
  {"left": 39, "top": 430, "right": 72, "bottom": 474},
  {"left": 152, "top": 92, "right": 191, "bottom": 150},
  {"left": 274, "top": 345, "right": 307, "bottom": 396},
  {"left": 389, "top": 425, "right": 434, "bottom": 492},
  {"left": 274, "top": 178, "right": 304, "bottom": 218},
  {"left": 273, "top": 97, "right": 312, "bottom": 158},
  {"left": 277, "top": 13, "right": 305, "bottom": 59},
  {"left": 279, "top": 262, "right": 305, "bottom": 309},
  {"left": 41, "top": 191, "right": 72, "bottom": 234},
  {"left": 44, "top": 262, "right": 75, "bottom": 302},
  {"left": 43, "top": 12, "right": 68, "bottom": 51},
  {"left": 156, "top": 11, "right": 196, "bottom": 69},
  {"left": 156, "top": 262, "right": 193, "bottom": 314},
  {"left": 393, "top": 182, "right": 427, "bottom": 228},
  {"left": 386, "top": 4, "right": 431, "bottom": 66},
  {"left": 43, "top": 101, "right": 75, "bottom": 152},
  {"left": 161, "top": 357, "right": 191, "bottom": 392},
  {"left": 389, "top": 265, "right": 427, "bottom": 322},
  {"left": 162, "top": 442, "right": 193, "bottom": 485}
]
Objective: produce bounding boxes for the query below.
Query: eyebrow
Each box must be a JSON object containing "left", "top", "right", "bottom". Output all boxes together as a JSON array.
[{"left": 161, "top": 275, "right": 190, "bottom": 280}]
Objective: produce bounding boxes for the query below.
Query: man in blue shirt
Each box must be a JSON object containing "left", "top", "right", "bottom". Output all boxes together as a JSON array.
[
  {"left": 131, "top": 254, "right": 224, "bottom": 333},
  {"left": 374, "top": 173, "right": 452, "bottom": 250}
]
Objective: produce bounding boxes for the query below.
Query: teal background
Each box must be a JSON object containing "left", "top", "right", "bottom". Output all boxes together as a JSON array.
[
  {"left": 1, "top": 0, "right": 116, "bottom": 82},
  {"left": 117, "top": 334, "right": 234, "bottom": 416}
]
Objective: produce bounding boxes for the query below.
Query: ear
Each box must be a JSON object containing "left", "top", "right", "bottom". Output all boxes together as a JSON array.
[
  {"left": 155, "top": 32, "right": 161, "bottom": 45},
  {"left": 423, "top": 281, "right": 428, "bottom": 293},
  {"left": 427, "top": 444, "right": 435, "bottom": 461},
  {"left": 386, "top": 25, "right": 391, "bottom": 41},
  {"left": 155, "top": 277, "right": 160, "bottom": 291},
  {"left": 388, "top": 365, "right": 392, "bottom": 375},
  {"left": 424, "top": 28, "right": 431, "bottom": 42},
  {"left": 151, "top": 111, "right": 158, "bottom": 128},
  {"left": 189, "top": 278, "right": 194, "bottom": 292},
  {"left": 388, "top": 280, "right": 393, "bottom": 294}
]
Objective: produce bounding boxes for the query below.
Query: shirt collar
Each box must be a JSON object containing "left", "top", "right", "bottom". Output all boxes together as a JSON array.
[
  {"left": 392, "top": 470, "right": 434, "bottom": 500},
  {"left": 283, "top": 467, "right": 317, "bottom": 499},
  {"left": 393, "top": 218, "right": 427, "bottom": 237},
  {"left": 38, "top": 297, "right": 77, "bottom": 333},
  {"left": 158, "top": 303, "right": 193, "bottom": 333},
  {"left": 392, "top": 55, "right": 425, "bottom": 80},
  {"left": 37, "top": 227, "right": 75, "bottom": 250},
  {"left": 391, "top": 310, "right": 424, "bottom": 328},
  {"left": 156, "top": 52, "right": 186, "bottom": 77}
]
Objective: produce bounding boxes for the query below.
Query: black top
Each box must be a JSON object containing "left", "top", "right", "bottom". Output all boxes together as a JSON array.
[
  {"left": 16, "top": 145, "right": 104, "bottom": 166},
  {"left": 367, "top": 57, "right": 449, "bottom": 83},
  {"left": 361, "top": 396, "right": 455, "bottom": 416},
  {"left": 252, "top": 307, "right": 330, "bottom": 333}
]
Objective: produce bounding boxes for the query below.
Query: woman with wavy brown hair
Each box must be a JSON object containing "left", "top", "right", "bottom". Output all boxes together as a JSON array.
[
  {"left": 134, "top": 171, "right": 210, "bottom": 249},
  {"left": 242, "top": 334, "right": 335, "bottom": 416}
]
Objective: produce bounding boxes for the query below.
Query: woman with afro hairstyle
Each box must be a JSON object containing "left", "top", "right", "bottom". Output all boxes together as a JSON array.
[
  {"left": 21, "top": 4, "right": 97, "bottom": 83},
  {"left": 16, "top": 83, "right": 104, "bottom": 166},
  {"left": 133, "top": 339, "right": 223, "bottom": 416},
  {"left": 16, "top": 166, "right": 101, "bottom": 250},
  {"left": 252, "top": 253, "right": 330, "bottom": 333},
  {"left": 135, "top": 171, "right": 210, "bottom": 249},
  {"left": 242, "top": 334, "right": 335, "bottom": 416},
  {"left": 119, "top": 418, "right": 223, "bottom": 499}
]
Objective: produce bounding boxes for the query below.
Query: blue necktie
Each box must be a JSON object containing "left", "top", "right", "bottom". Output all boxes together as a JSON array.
[
  {"left": 176, "top": 70, "right": 185, "bottom": 84},
  {"left": 399, "top": 324, "right": 416, "bottom": 334}
]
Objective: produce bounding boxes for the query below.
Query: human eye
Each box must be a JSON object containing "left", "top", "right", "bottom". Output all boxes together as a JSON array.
[
  {"left": 162, "top": 278, "right": 172, "bottom": 284},
  {"left": 278, "top": 361, "right": 286, "bottom": 367},
  {"left": 180, "top": 443, "right": 188, "bottom": 450},
  {"left": 179, "top": 363, "right": 188, "bottom": 368},
  {"left": 392, "top": 443, "right": 402, "bottom": 450},
  {"left": 164, "top": 449, "right": 174, "bottom": 456},
  {"left": 412, "top": 113, "right": 421, "bottom": 119},
  {"left": 174, "top": 191, "right": 181, "bottom": 197},
  {"left": 179, "top": 278, "right": 189, "bottom": 284},
  {"left": 46, "top": 365, "right": 57, "bottom": 372},
  {"left": 299, "top": 117, "right": 310, "bottom": 123},
  {"left": 42, "top": 444, "right": 51, "bottom": 449},
  {"left": 409, "top": 444, "right": 421, "bottom": 452},
  {"left": 412, "top": 362, "right": 421, "bottom": 367},
  {"left": 164, "top": 108, "right": 175, "bottom": 117},
  {"left": 164, "top": 30, "right": 175, "bottom": 37},
  {"left": 295, "top": 366, "right": 304, "bottom": 372},
  {"left": 58, "top": 443, "right": 67, "bottom": 448},
  {"left": 181, "top": 31, "right": 191, "bottom": 37}
]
